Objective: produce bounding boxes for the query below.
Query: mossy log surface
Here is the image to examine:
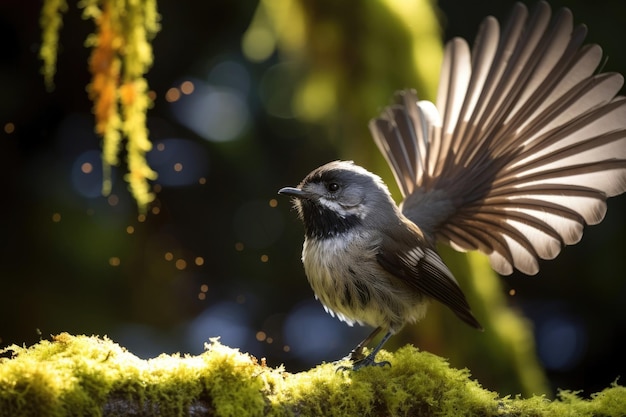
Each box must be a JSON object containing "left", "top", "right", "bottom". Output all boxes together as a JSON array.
[{"left": 0, "top": 333, "right": 624, "bottom": 416}]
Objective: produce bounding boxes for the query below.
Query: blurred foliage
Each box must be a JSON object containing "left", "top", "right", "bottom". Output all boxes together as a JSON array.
[
  {"left": 438, "top": 250, "right": 549, "bottom": 395},
  {"left": 39, "top": 0, "right": 160, "bottom": 211},
  {"left": 242, "top": 0, "right": 441, "bottom": 173}
]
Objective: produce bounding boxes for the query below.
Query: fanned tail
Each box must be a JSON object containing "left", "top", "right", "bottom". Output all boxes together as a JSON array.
[{"left": 369, "top": 1, "right": 626, "bottom": 275}]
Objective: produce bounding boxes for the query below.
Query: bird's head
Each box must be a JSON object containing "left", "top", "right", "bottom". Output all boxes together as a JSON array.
[{"left": 279, "top": 161, "right": 397, "bottom": 239}]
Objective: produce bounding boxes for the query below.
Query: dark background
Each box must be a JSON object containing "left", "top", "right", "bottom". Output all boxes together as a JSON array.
[{"left": 1, "top": 0, "right": 624, "bottom": 398}]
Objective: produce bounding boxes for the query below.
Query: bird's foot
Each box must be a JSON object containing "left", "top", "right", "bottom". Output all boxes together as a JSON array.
[
  {"left": 333, "top": 347, "right": 364, "bottom": 367},
  {"left": 346, "top": 347, "right": 366, "bottom": 362},
  {"left": 335, "top": 329, "right": 393, "bottom": 372},
  {"left": 335, "top": 352, "right": 391, "bottom": 372}
]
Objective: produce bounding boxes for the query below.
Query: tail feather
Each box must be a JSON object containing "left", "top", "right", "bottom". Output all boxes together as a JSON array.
[{"left": 369, "top": 1, "right": 626, "bottom": 275}]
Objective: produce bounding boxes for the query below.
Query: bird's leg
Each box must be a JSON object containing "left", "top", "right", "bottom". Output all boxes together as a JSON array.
[
  {"left": 344, "top": 326, "right": 383, "bottom": 362},
  {"left": 350, "top": 330, "right": 393, "bottom": 370},
  {"left": 337, "top": 328, "right": 393, "bottom": 371}
]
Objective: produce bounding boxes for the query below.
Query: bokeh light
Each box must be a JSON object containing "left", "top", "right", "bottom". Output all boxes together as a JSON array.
[
  {"left": 165, "top": 87, "right": 181, "bottom": 102},
  {"left": 242, "top": 26, "right": 276, "bottom": 63},
  {"left": 537, "top": 315, "right": 587, "bottom": 371},
  {"left": 186, "top": 301, "right": 255, "bottom": 354},
  {"left": 147, "top": 138, "right": 209, "bottom": 186},
  {"left": 283, "top": 299, "right": 370, "bottom": 364},
  {"left": 71, "top": 150, "right": 105, "bottom": 198},
  {"left": 171, "top": 84, "right": 248, "bottom": 142},
  {"left": 169, "top": 64, "right": 251, "bottom": 143},
  {"left": 207, "top": 60, "right": 251, "bottom": 95},
  {"left": 259, "top": 62, "right": 298, "bottom": 119}
]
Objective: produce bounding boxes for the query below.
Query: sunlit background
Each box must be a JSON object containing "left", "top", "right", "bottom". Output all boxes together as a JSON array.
[{"left": 1, "top": 0, "right": 625, "bottom": 398}]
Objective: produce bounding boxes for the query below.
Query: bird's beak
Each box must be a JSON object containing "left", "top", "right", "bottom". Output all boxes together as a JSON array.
[{"left": 278, "top": 187, "right": 309, "bottom": 199}]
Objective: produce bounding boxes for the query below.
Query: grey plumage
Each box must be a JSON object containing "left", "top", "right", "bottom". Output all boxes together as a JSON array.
[
  {"left": 282, "top": 161, "right": 481, "bottom": 333},
  {"left": 280, "top": 1, "right": 626, "bottom": 369}
]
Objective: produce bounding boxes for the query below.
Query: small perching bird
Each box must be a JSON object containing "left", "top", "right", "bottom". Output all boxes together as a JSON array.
[{"left": 279, "top": 1, "right": 626, "bottom": 370}]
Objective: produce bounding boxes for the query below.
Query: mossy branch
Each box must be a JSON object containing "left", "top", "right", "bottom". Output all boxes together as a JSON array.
[{"left": 0, "top": 334, "right": 624, "bottom": 417}]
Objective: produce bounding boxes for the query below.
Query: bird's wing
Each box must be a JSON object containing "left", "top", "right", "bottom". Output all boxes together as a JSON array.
[
  {"left": 369, "top": 1, "right": 626, "bottom": 275},
  {"left": 375, "top": 225, "right": 482, "bottom": 329}
]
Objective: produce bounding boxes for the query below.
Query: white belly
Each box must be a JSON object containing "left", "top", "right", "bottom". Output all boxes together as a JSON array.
[{"left": 301, "top": 233, "right": 428, "bottom": 332}]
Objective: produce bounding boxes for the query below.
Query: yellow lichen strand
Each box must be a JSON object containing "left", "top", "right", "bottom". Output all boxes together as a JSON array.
[
  {"left": 114, "top": 0, "right": 160, "bottom": 209},
  {"left": 39, "top": 0, "right": 68, "bottom": 91},
  {"left": 0, "top": 334, "right": 625, "bottom": 416},
  {"left": 121, "top": 78, "right": 157, "bottom": 209},
  {"left": 86, "top": 2, "right": 123, "bottom": 166},
  {"left": 84, "top": 0, "right": 160, "bottom": 211},
  {"left": 84, "top": 1, "right": 127, "bottom": 201}
]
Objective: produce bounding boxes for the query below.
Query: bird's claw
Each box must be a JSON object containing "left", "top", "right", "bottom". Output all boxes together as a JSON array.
[{"left": 335, "top": 355, "right": 391, "bottom": 372}]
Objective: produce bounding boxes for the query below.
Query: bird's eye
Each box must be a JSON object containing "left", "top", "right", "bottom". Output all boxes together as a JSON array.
[{"left": 327, "top": 182, "right": 340, "bottom": 192}]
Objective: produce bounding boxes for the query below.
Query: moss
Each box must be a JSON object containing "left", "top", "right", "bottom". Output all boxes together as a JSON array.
[{"left": 0, "top": 334, "right": 624, "bottom": 417}]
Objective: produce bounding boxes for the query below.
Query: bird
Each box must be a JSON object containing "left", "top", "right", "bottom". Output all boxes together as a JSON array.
[{"left": 278, "top": 1, "right": 626, "bottom": 370}]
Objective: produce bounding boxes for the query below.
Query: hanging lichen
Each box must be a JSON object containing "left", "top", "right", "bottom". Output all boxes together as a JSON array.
[
  {"left": 39, "top": 0, "right": 160, "bottom": 212},
  {"left": 39, "top": 0, "right": 68, "bottom": 91}
]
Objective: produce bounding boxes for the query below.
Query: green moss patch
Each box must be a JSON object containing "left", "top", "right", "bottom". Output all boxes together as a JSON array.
[{"left": 0, "top": 333, "right": 624, "bottom": 416}]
